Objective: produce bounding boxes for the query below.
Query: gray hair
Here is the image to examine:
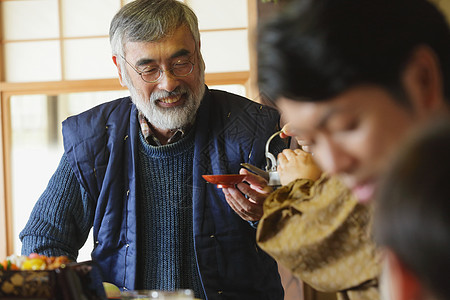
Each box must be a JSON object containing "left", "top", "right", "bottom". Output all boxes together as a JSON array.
[{"left": 110, "top": 0, "right": 201, "bottom": 57}]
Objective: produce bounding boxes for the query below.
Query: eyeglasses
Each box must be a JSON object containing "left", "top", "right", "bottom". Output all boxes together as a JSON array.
[{"left": 120, "top": 55, "right": 195, "bottom": 83}]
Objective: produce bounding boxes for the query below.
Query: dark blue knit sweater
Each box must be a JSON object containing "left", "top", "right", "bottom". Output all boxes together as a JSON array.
[{"left": 136, "top": 128, "right": 204, "bottom": 299}]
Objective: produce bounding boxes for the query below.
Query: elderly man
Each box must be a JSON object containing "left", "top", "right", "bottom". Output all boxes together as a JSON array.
[
  {"left": 255, "top": 0, "right": 450, "bottom": 299},
  {"left": 20, "top": 0, "right": 285, "bottom": 299}
]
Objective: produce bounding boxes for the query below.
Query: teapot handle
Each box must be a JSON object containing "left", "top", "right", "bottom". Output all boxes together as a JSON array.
[{"left": 265, "top": 130, "right": 283, "bottom": 172}]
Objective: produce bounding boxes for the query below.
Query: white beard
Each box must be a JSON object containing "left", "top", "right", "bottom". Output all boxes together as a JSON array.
[{"left": 126, "top": 73, "right": 205, "bottom": 130}]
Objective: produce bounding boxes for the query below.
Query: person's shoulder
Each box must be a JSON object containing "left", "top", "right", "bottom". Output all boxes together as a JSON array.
[
  {"left": 63, "top": 96, "right": 133, "bottom": 129},
  {"left": 62, "top": 96, "right": 134, "bottom": 145},
  {"left": 83, "top": 96, "right": 133, "bottom": 116},
  {"left": 207, "top": 88, "right": 278, "bottom": 114},
  {"left": 208, "top": 88, "right": 249, "bottom": 102},
  {"left": 208, "top": 88, "right": 257, "bottom": 106}
]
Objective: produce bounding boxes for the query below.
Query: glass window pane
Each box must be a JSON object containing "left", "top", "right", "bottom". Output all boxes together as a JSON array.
[
  {"left": 11, "top": 90, "right": 130, "bottom": 260},
  {"left": 5, "top": 41, "right": 61, "bottom": 82},
  {"left": 64, "top": 38, "right": 117, "bottom": 80},
  {"left": 201, "top": 30, "right": 249, "bottom": 73},
  {"left": 61, "top": 0, "right": 121, "bottom": 37},
  {"left": 186, "top": 0, "right": 248, "bottom": 30},
  {"left": 2, "top": 0, "right": 59, "bottom": 40}
]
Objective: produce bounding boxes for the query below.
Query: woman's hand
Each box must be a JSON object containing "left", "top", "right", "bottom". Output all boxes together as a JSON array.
[{"left": 277, "top": 149, "right": 322, "bottom": 185}]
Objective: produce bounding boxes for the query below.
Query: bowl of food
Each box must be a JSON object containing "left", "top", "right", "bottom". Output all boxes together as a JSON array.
[
  {"left": 202, "top": 174, "right": 245, "bottom": 188},
  {"left": 0, "top": 254, "right": 106, "bottom": 300}
]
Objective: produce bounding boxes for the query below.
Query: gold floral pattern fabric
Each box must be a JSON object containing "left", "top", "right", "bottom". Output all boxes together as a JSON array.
[{"left": 257, "top": 175, "right": 381, "bottom": 300}]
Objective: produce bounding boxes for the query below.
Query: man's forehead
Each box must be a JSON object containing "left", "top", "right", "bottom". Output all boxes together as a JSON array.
[
  {"left": 124, "top": 42, "right": 195, "bottom": 63},
  {"left": 279, "top": 97, "right": 337, "bottom": 125},
  {"left": 279, "top": 84, "right": 392, "bottom": 118},
  {"left": 124, "top": 26, "right": 195, "bottom": 56}
]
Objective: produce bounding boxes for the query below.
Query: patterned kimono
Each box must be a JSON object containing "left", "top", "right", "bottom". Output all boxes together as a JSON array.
[{"left": 257, "top": 175, "right": 381, "bottom": 300}]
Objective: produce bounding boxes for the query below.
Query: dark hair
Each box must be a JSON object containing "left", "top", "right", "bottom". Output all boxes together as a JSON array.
[
  {"left": 258, "top": 0, "right": 450, "bottom": 105},
  {"left": 374, "top": 118, "right": 450, "bottom": 300}
]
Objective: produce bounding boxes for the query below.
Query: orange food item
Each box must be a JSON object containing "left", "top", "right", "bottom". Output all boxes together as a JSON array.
[
  {"left": 1, "top": 259, "right": 8, "bottom": 270},
  {"left": 46, "top": 256, "right": 71, "bottom": 270},
  {"left": 1, "top": 259, "right": 19, "bottom": 270}
]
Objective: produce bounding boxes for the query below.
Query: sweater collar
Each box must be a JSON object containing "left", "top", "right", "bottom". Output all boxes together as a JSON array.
[{"left": 137, "top": 111, "right": 192, "bottom": 146}]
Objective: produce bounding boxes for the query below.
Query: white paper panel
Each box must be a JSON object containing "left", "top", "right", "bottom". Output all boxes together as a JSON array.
[
  {"left": 63, "top": 90, "right": 130, "bottom": 115},
  {"left": 5, "top": 41, "right": 61, "bottom": 82},
  {"left": 201, "top": 30, "right": 249, "bottom": 73},
  {"left": 64, "top": 38, "right": 118, "bottom": 80},
  {"left": 209, "top": 84, "right": 246, "bottom": 97},
  {"left": 186, "top": 0, "right": 248, "bottom": 30},
  {"left": 2, "top": 0, "right": 59, "bottom": 40},
  {"left": 61, "top": 0, "right": 121, "bottom": 37}
]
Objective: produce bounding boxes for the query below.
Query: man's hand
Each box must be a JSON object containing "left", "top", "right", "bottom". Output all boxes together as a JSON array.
[
  {"left": 278, "top": 149, "right": 322, "bottom": 185},
  {"left": 221, "top": 169, "right": 273, "bottom": 221}
]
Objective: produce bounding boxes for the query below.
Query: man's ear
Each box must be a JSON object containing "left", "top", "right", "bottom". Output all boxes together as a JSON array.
[
  {"left": 402, "top": 46, "right": 445, "bottom": 118},
  {"left": 384, "top": 249, "right": 422, "bottom": 300},
  {"left": 112, "top": 55, "right": 126, "bottom": 87}
]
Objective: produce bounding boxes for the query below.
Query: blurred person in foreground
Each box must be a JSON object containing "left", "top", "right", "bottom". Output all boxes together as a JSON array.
[
  {"left": 256, "top": 0, "right": 450, "bottom": 299},
  {"left": 374, "top": 118, "right": 450, "bottom": 300},
  {"left": 19, "top": 0, "right": 286, "bottom": 298}
]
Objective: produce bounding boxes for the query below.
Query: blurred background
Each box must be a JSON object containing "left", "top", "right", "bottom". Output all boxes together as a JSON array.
[{"left": 1, "top": 1, "right": 450, "bottom": 299}]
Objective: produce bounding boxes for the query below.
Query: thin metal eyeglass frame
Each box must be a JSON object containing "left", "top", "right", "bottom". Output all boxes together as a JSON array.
[{"left": 120, "top": 55, "right": 195, "bottom": 83}]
